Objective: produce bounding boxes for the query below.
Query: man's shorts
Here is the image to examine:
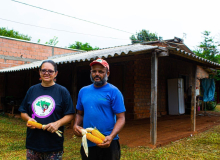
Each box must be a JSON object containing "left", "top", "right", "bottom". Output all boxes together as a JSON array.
[{"left": 80, "top": 140, "right": 121, "bottom": 160}]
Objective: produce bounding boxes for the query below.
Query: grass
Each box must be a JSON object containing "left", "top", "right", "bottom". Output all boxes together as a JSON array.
[
  {"left": 215, "top": 105, "right": 220, "bottom": 112},
  {"left": 0, "top": 115, "right": 220, "bottom": 160}
]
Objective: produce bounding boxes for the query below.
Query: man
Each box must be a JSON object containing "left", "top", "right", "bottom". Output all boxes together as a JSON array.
[{"left": 73, "top": 58, "right": 126, "bottom": 160}]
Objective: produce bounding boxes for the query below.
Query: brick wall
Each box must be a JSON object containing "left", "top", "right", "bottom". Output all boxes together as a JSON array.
[
  {"left": 133, "top": 58, "right": 151, "bottom": 119},
  {"left": 158, "top": 57, "right": 193, "bottom": 116},
  {"left": 132, "top": 56, "right": 196, "bottom": 119},
  {"left": 197, "top": 66, "right": 209, "bottom": 79},
  {"left": 196, "top": 66, "right": 209, "bottom": 87},
  {"left": 0, "top": 36, "right": 78, "bottom": 69}
]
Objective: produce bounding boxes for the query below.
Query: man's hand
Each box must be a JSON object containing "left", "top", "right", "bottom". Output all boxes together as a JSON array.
[
  {"left": 73, "top": 125, "right": 83, "bottom": 137},
  {"left": 97, "top": 135, "right": 113, "bottom": 148}
]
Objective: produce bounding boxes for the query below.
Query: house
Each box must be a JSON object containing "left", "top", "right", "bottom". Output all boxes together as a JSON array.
[{"left": 0, "top": 37, "right": 219, "bottom": 146}]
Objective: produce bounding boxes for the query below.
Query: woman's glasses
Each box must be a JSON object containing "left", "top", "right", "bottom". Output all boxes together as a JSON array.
[{"left": 40, "top": 69, "right": 55, "bottom": 75}]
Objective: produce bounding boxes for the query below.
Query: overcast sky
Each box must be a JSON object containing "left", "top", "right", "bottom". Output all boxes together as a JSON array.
[{"left": 1, "top": 0, "right": 220, "bottom": 51}]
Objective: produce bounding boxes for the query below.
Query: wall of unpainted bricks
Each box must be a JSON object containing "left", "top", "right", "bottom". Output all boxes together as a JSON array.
[
  {"left": 0, "top": 36, "right": 78, "bottom": 69},
  {"left": 131, "top": 56, "right": 208, "bottom": 119},
  {"left": 196, "top": 65, "right": 209, "bottom": 87}
]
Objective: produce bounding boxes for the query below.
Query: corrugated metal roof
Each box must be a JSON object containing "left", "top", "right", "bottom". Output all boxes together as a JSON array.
[
  {"left": 0, "top": 44, "right": 157, "bottom": 73},
  {"left": 168, "top": 46, "right": 220, "bottom": 67},
  {"left": 0, "top": 43, "right": 220, "bottom": 73}
]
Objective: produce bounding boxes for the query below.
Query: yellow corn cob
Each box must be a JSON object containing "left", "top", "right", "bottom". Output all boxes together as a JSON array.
[
  {"left": 91, "top": 129, "right": 105, "bottom": 141},
  {"left": 86, "top": 133, "right": 103, "bottom": 144},
  {"left": 27, "top": 121, "right": 42, "bottom": 129}
]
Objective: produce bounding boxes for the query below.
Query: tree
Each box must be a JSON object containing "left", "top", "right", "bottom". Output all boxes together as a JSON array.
[
  {"left": 193, "top": 31, "right": 220, "bottom": 63},
  {"left": 68, "top": 41, "right": 99, "bottom": 51},
  {"left": 45, "top": 36, "right": 59, "bottom": 46},
  {"left": 130, "top": 29, "right": 162, "bottom": 44},
  {"left": 0, "top": 27, "right": 31, "bottom": 41},
  {"left": 194, "top": 31, "right": 220, "bottom": 104}
]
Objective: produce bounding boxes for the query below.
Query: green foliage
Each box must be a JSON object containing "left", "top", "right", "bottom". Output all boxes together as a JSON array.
[
  {"left": 214, "top": 70, "right": 220, "bottom": 82},
  {"left": 68, "top": 41, "right": 99, "bottom": 51},
  {"left": 129, "top": 29, "right": 163, "bottom": 44},
  {"left": 206, "top": 101, "right": 216, "bottom": 111},
  {"left": 0, "top": 27, "right": 31, "bottom": 41},
  {"left": 193, "top": 31, "right": 220, "bottom": 63},
  {"left": 45, "top": 36, "right": 59, "bottom": 46}
]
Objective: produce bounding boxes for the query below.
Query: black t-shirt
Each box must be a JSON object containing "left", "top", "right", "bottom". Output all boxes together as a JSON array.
[{"left": 19, "top": 83, "right": 75, "bottom": 152}]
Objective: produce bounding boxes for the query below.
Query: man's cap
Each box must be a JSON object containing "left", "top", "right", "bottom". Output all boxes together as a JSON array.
[{"left": 90, "top": 58, "right": 109, "bottom": 70}]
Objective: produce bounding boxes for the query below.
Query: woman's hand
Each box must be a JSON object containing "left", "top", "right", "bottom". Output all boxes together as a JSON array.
[
  {"left": 27, "top": 118, "right": 37, "bottom": 129},
  {"left": 43, "top": 121, "right": 61, "bottom": 133}
]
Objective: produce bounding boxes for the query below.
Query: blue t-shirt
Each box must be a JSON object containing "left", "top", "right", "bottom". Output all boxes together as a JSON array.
[
  {"left": 19, "top": 83, "right": 75, "bottom": 152},
  {"left": 76, "top": 83, "right": 126, "bottom": 147}
]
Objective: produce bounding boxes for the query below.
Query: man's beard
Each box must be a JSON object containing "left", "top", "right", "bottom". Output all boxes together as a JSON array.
[{"left": 90, "top": 73, "right": 108, "bottom": 86}]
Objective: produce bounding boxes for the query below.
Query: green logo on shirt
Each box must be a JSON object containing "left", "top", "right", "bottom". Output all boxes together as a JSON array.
[
  {"left": 36, "top": 101, "right": 51, "bottom": 113},
  {"left": 99, "top": 98, "right": 107, "bottom": 101},
  {"left": 32, "top": 95, "right": 55, "bottom": 119}
]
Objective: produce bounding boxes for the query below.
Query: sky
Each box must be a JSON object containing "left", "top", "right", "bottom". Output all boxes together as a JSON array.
[{"left": 1, "top": 0, "right": 220, "bottom": 51}]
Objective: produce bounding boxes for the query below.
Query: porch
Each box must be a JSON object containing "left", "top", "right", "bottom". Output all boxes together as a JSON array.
[{"left": 119, "top": 111, "right": 220, "bottom": 148}]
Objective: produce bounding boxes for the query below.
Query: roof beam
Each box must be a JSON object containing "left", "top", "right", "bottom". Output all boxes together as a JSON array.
[
  {"left": 0, "top": 55, "right": 40, "bottom": 62},
  {"left": 155, "top": 48, "right": 169, "bottom": 57}
]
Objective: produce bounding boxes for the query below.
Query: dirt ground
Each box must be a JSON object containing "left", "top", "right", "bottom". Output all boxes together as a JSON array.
[
  {"left": 118, "top": 111, "right": 220, "bottom": 148},
  {"left": 64, "top": 111, "right": 220, "bottom": 148},
  {"left": 12, "top": 110, "right": 220, "bottom": 149}
]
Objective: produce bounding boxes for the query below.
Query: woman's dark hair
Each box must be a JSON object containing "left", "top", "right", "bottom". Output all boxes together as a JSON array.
[{"left": 39, "top": 60, "right": 57, "bottom": 71}]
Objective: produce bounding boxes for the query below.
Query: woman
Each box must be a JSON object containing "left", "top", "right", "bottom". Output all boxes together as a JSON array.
[{"left": 19, "top": 60, "right": 75, "bottom": 160}]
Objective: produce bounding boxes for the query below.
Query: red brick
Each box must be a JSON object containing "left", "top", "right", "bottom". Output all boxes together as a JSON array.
[
  {"left": 0, "top": 37, "right": 78, "bottom": 69},
  {"left": 27, "top": 55, "right": 31, "bottom": 58},
  {"left": 14, "top": 45, "right": 19, "bottom": 49}
]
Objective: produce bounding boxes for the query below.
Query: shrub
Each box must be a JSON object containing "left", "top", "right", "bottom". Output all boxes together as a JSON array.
[{"left": 206, "top": 101, "right": 216, "bottom": 111}]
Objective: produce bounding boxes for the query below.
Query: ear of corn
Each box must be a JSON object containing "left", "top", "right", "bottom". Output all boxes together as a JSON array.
[
  {"left": 27, "top": 121, "right": 42, "bottom": 129},
  {"left": 82, "top": 134, "right": 88, "bottom": 157},
  {"left": 85, "top": 128, "right": 94, "bottom": 132},
  {"left": 86, "top": 133, "right": 103, "bottom": 144},
  {"left": 91, "top": 129, "right": 105, "bottom": 141}
]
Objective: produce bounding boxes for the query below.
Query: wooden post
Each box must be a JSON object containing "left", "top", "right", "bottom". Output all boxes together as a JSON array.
[
  {"left": 12, "top": 106, "right": 14, "bottom": 115},
  {"left": 191, "top": 65, "right": 197, "bottom": 131},
  {"left": 150, "top": 52, "right": 158, "bottom": 145}
]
